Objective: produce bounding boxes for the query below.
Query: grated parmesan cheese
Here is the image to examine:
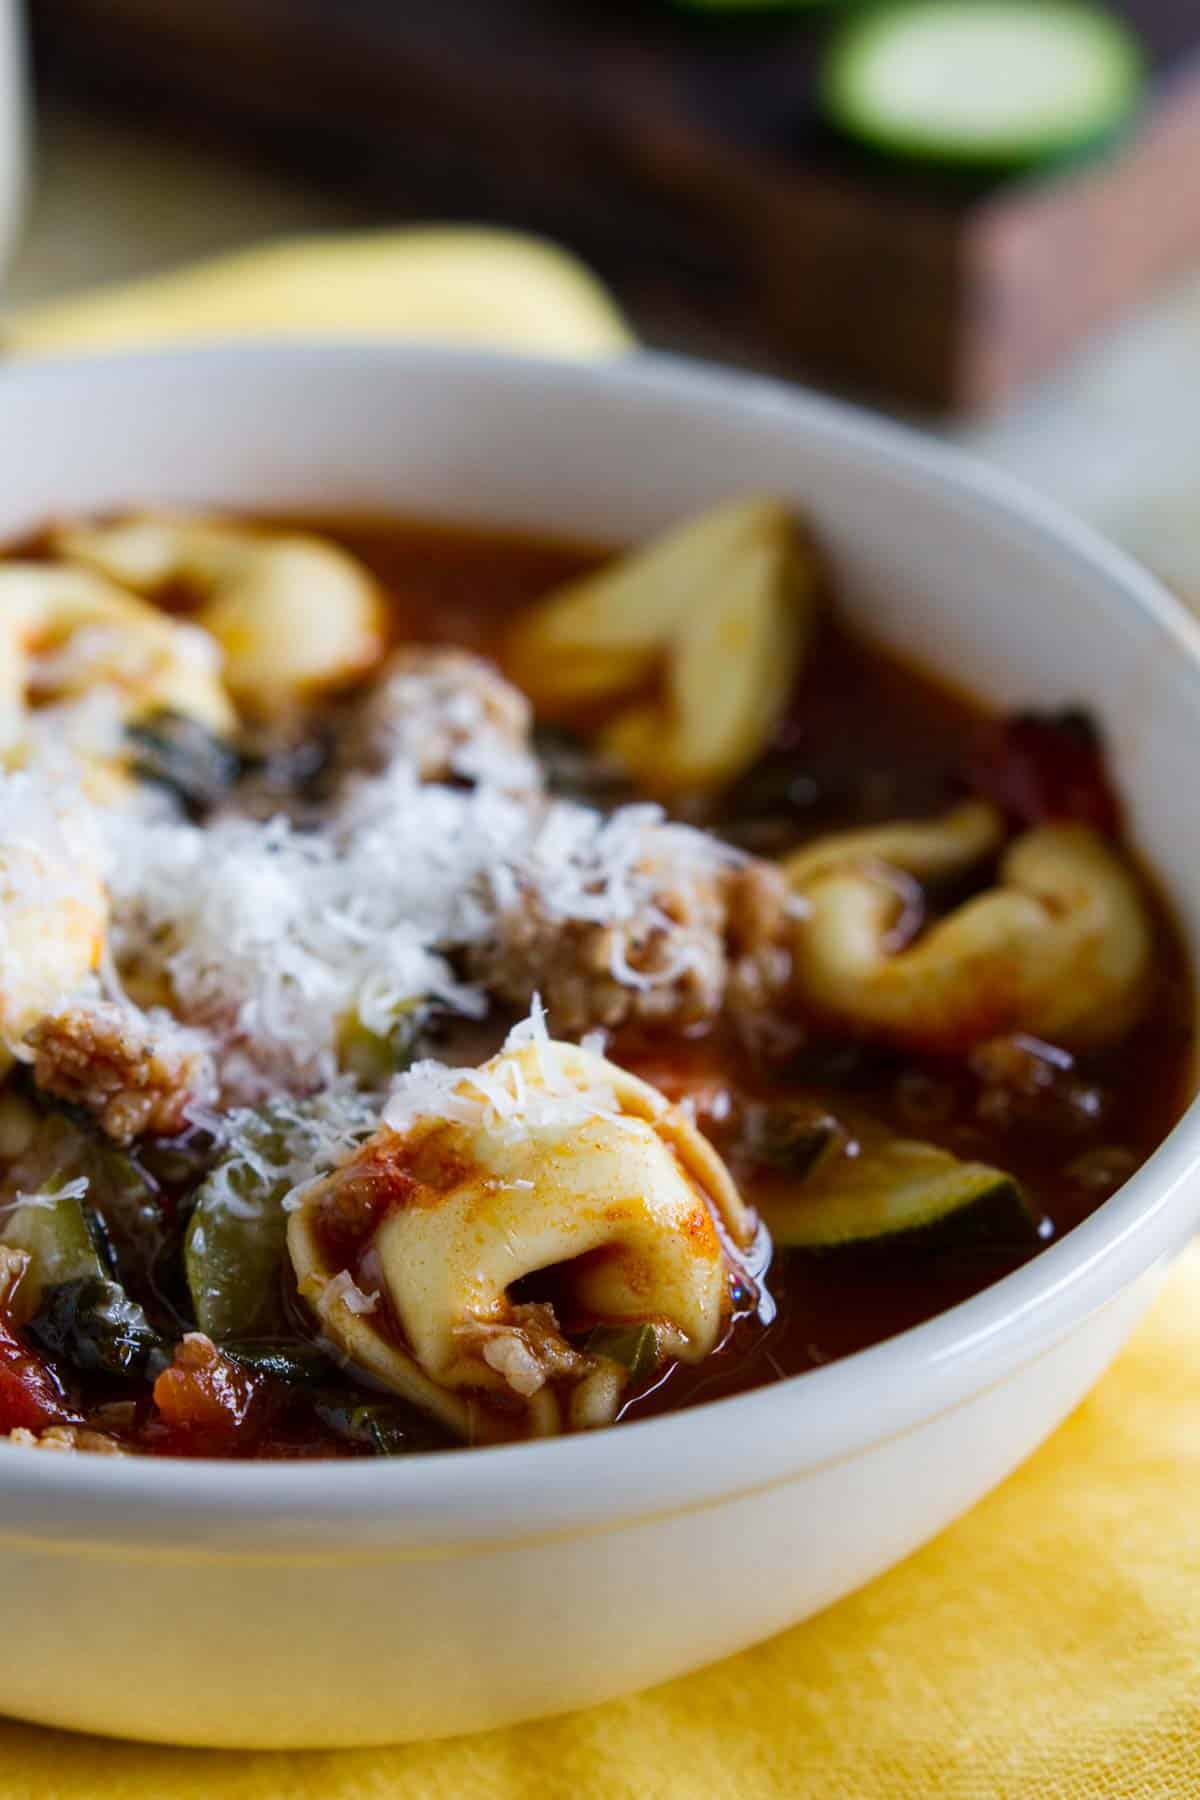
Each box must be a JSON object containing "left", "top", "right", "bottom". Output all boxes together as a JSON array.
[
  {"left": 94, "top": 757, "right": 734, "bottom": 1101},
  {"left": 1, "top": 1174, "right": 90, "bottom": 1215},
  {"left": 323, "top": 1268, "right": 380, "bottom": 1315},
  {"left": 200, "top": 1082, "right": 381, "bottom": 1219},
  {"left": 381, "top": 996, "right": 653, "bottom": 1145},
  {"left": 0, "top": 679, "right": 736, "bottom": 1107}
]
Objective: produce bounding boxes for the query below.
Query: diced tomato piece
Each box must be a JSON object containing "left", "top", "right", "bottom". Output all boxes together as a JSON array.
[
  {"left": 0, "top": 1314, "right": 78, "bottom": 1432},
  {"left": 0, "top": 1253, "right": 78, "bottom": 1433},
  {"left": 966, "top": 710, "right": 1121, "bottom": 835},
  {"left": 150, "top": 1333, "right": 262, "bottom": 1457}
]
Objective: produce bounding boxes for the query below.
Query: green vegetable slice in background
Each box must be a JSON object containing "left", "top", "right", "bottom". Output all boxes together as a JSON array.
[
  {"left": 127, "top": 708, "right": 242, "bottom": 816},
  {"left": 759, "top": 1133, "right": 1039, "bottom": 1251},
  {"left": 820, "top": 1, "right": 1146, "bottom": 172}
]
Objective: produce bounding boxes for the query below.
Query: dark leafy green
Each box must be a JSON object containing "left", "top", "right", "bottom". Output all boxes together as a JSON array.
[
  {"left": 740, "top": 1102, "right": 842, "bottom": 1176},
  {"left": 27, "top": 1275, "right": 168, "bottom": 1380},
  {"left": 313, "top": 1391, "right": 446, "bottom": 1457},
  {"left": 127, "top": 709, "right": 242, "bottom": 816},
  {"left": 223, "top": 1341, "right": 332, "bottom": 1385}
]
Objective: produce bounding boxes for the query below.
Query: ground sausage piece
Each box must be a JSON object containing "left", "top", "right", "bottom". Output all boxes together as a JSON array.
[
  {"left": 471, "top": 851, "right": 729, "bottom": 1036},
  {"left": 473, "top": 841, "right": 795, "bottom": 1038},
  {"left": 341, "top": 647, "right": 540, "bottom": 792},
  {"left": 724, "top": 859, "right": 797, "bottom": 1018},
  {"left": 7, "top": 1424, "right": 127, "bottom": 1453},
  {"left": 25, "top": 999, "right": 215, "bottom": 1144}
]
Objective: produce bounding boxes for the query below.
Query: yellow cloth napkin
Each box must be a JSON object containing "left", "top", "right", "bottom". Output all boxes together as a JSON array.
[
  {"left": 0, "top": 1248, "right": 1195, "bottom": 1797},
  {"left": 3, "top": 232, "right": 1197, "bottom": 1797}
]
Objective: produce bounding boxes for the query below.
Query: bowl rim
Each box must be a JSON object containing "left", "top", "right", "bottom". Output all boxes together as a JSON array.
[{"left": 0, "top": 338, "right": 1198, "bottom": 1548}]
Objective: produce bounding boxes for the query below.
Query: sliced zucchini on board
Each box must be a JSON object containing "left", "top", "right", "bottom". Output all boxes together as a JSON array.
[
  {"left": 759, "top": 1135, "right": 1039, "bottom": 1252},
  {"left": 820, "top": 2, "right": 1146, "bottom": 173}
]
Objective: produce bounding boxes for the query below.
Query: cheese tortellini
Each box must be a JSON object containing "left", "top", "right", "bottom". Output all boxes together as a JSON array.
[
  {"left": 0, "top": 563, "right": 235, "bottom": 755},
  {"left": 504, "top": 497, "right": 817, "bottom": 792},
  {"left": 288, "top": 1033, "right": 757, "bottom": 1442},
  {"left": 55, "top": 514, "right": 385, "bottom": 720},
  {"left": 784, "top": 801, "right": 1153, "bottom": 1052}
]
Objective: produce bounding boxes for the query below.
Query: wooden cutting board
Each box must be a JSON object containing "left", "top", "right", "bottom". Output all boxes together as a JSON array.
[{"left": 31, "top": 0, "right": 1200, "bottom": 413}]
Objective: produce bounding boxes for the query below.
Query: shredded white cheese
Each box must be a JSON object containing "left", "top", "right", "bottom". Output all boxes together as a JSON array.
[
  {"left": 382, "top": 995, "right": 653, "bottom": 1145},
  {"left": 1, "top": 1174, "right": 90, "bottom": 1215},
  {"left": 201, "top": 1082, "right": 381, "bottom": 1219},
  {"left": 94, "top": 761, "right": 732, "bottom": 1102},
  {"left": 323, "top": 1268, "right": 380, "bottom": 1315},
  {"left": 0, "top": 644, "right": 736, "bottom": 1108}
]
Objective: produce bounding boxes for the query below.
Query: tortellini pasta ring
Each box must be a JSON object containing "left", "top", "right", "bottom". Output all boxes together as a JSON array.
[
  {"left": 504, "top": 496, "right": 818, "bottom": 792},
  {"left": 0, "top": 563, "right": 236, "bottom": 752},
  {"left": 288, "top": 1037, "right": 756, "bottom": 1441},
  {"left": 54, "top": 515, "right": 386, "bottom": 720},
  {"left": 786, "top": 804, "right": 1153, "bottom": 1052},
  {"left": 781, "top": 799, "right": 1006, "bottom": 890}
]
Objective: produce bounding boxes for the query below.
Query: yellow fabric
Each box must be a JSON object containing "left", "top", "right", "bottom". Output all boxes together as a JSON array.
[
  {"left": 3, "top": 234, "right": 1197, "bottom": 1796},
  {"left": 2, "top": 1247, "right": 1198, "bottom": 1796},
  {"left": 1, "top": 227, "right": 634, "bottom": 359}
]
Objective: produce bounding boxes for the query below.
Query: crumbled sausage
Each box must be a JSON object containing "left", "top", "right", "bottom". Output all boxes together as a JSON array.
[
  {"left": 341, "top": 647, "right": 540, "bottom": 792},
  {"left": 26, "top": 999, "right": 216, "bottom": 1144},
  {"left": 471, "top": 851, "right": 729, "bottom": 1036},
  {"left": 473, "top": 844, "right": 796, "bottom": 1038},
  {"left": 457, "top": 1303, "right": 588, "bottom": 1398},
  {"left": 7, "top": 1424, "right": 127, "bottom": 1454},
  {"left": 969, "top": 1033, "right": 1106, "bottom": 1136},
  {"left": 724, "top": 859, "right": 797, "bottom": 1016}
]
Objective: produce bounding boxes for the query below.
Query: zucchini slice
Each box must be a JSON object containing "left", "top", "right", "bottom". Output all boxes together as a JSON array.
[
  {"left": 760, "top": 1134, "right": 1039, "bottom": 1251},
  {"left": 2, "top": 1187, "right": 166, "bottom": 1378},
  {"left": 185, "top": 1096, "right": 376, "bottom": 1340},
  {"left": 820, "top": 1, "right": 1145, "bottom": 172},
  {"left": 1, "top": 1187, "right": 105, "bottom": 1298},
  {"left": 185, "top": 1114, "right": 297, "bottom": 1342}
]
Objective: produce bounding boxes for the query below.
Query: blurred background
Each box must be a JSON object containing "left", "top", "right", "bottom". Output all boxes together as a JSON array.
[{"left": 8, "top": 0, "right": 1200, "bottom": 591}]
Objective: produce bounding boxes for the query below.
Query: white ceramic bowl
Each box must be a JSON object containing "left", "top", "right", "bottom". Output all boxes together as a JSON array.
[{"left": 1, "top": 345, "right": 1198, "bottom": 1750}]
